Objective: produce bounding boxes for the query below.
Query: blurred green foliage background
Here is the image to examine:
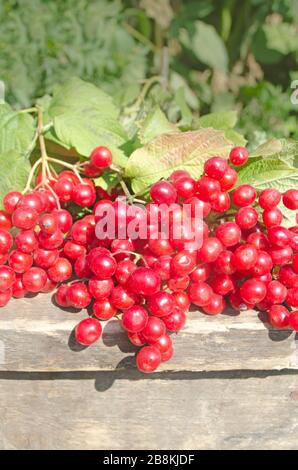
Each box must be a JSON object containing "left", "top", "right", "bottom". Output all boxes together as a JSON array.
[{"left": 1, "top": 0, "right": 297, "bottom": 147}]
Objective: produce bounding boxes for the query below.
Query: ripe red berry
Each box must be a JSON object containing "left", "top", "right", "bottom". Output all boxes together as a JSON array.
[
  {"left": 170, "top": 250, "right": 196, "bottom": 276},
  {"left": 90, "top": 146, "right": 113, "bottom": 169},
  {"left": 213, "top": 250, "right": 235, "bottom": 275},
  {"left": 55, "top": 285, "right": 71, "bottom": 308},
  {"left": 149, "top": 334, "right": 172, "bottom": 354},
  {"left": 75, "top": 317, "right": 102, "bottom": 346},
  {"left": 173, "top": 291, "right": 190, "bottom": 311},
  {"left": 141, "top": 316, "right": 166, "bottom": 343},
  {"left": 72, "top": 184, "right": 96, "bottom": 207},
  {"left": 128, "top": 267, "right": 160, "bottom": 297},
  {"left": 267, "top": 305, "right": 290, "bottom": 328},
  {"left": 88, "top": 278, "right": 114, "bottom": 300},
  {"left": 266, "top": 280, "right": 287, "bottom": 305},
  {"left": 122, "top": 305, "right": 148, "bottom": 333},
  {"left": 232, "top": 244, "right": 258, "bottom": 270},
  {"left": 93, "top": 298, "right": 117, "bottom": 320},
  {"left": 210, "top": 191, "right": 230, "bottom": 212},
  {"left": 47, "top": 257, "right": 72, "bottom": 283},
  {"left": 196, "top": 176, "right": 221, "bottom": 202},
  {"left": 215, "top": 222, "right": 241, "bottom": 247},
  {"left": 110, "top": 285, "right": 137, "bottom": 310},
  {"left": 173, "top": 176, "right": 196, "bottom": 199},
  {"left": 169, "top": 170, "right": 190, "bottom": 183},
  {"left": 203, "top": 294, "right": 225, "bottom": 315},
  {"left": 283, "top": 189, "right": 298, "bottom": 210},
  {"left": 115, "top": 259, "right": 137, "bottom": 285},
  {"left": 240, "top": 279, "right": 267, "bottom": 305},
  {"left": 219, "top": 167, "right": 238, "bottom": 190},
  {"left": 232, "top": 185, "right": 256, "bottom": 207},
  {"left": 0, "top": 211, "right": 12, "bottom": 231},
  {"left": 22, "top": 267, "right": 47, "bottom": 292},
  {"left": 162, "top": 306, "right": 186, "bottom": 331},
  {"left": 66, "top": 282, "right": 92, "bottom": 308},
  {"left": 128, "top": 331, "right": 146, "bottom": 347},
  {"left": 168, "top": 275, "right": 190, "bottom": 292},
  {"left": 269, "top": 246, "right": 293, "bottom": 266},
  {"left": 17, "top": 193, "right": 44, "bottom": 213},
  {"left": 12, "top": 276, "right": 27, "bottom": 298},
  {"left": 247, "top": 232, "right": 269, "bottom": 251},
  {"left": 136, "top": 346, "right": 161, "bottom": 373},
  {"left": 289, "top": 311, "right": 298, "bottom": 331},
  {"left": 0, "top": 266, "right": 15, "bottom": 291},
  {"left": 33, "top": 248, "right": 59, "bottom": 269},
  {"left": 89, "top": 253, "right": 117, "bottom": 279},
  {"left": 0, "top": 229, "right": 13, "bottom": 254},
  {"left": 52, "top": 209, "right": 73, "bottom": 233},
  {"left": 210, "top": 274, "right": 235, "bottom": 296},
  {"left": 38, "top": 230, "right": 64, "bottom": 250},
  {"left": 250, "top": 251, "right": 273, "bottom": 276},
  {"left": 15, "top": 230, "right": 38, "bottom": 253},
  {"left": 204, "top": 156, "right": 228, "bottom": 180},
  {"left": 8, "top": 250, "right": 33, "bottom": 273},
  {"left": 150, "top": 181, "right": 177, "bottom": 205},
  {"left": 54, "top": 178, "right": 74, "bottom": 202},
  {"left": 148, "top": 291, "right": 174, "bottom": 317},
  {"left": 39, "top": 213, "right": 58, "bottom": 235},
  {"left": 259, "top": 189, "right": 281, "bottom": 210},
  {"left": 3, "top": 191, "right": 22, "bottom": 213},
  {"left": 0, "top": 288, "right": 12, "bottom": 307},
  {"left": 199, "top": 237, "right": 223, "bottom": 263},
  {"left": 12, "top": 207, "right": 38, "bottom": 230},
  {"left": 188, "top": 281, "right": 213, "bottom": 307},
  {"left": 286, "top": 288, "right": 298, "bottom": 308},
  {"left": 268, "top": 226, "right": 291, "bottom": 248},
  {"left": 262, "top": 208, "right": 283, "bottom": 228},
  {"left": 235, "top": 207, "right": 258, "bottom": 229},
  {"left": 229, "top": 147, "right": 249, "bottom": 166}
]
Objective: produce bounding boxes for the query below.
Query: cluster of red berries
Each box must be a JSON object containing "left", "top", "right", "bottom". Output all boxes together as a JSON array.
[{"left": 1, "top": 144, "right": 298, "bottom": 374}]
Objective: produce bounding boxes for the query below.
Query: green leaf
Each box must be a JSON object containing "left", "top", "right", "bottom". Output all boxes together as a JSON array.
[
  {"left": 125, "top": 128, "right": 233, "bottom": 193},
  {"left": 94, "top": 171, "right": 119, "bottom": 193},
  {"left": 180, "top": 21, "right": 228, "bottom": 72},
  {"left": 0, "top": 104, "right": 35, "bottom": 155},
  {"left": 0, "top": 150, "right": 31, "bottom": 204},
  {"left": 198, "top": 111, "right": 238, "bottom": 130},
  {"left": 224, "top": 129, "right": 247, "bottom": 147},
  {"left": 138, "top": 107, "right": 177, "bottom": 144},
  {"left": 174, "top": 87, "right": 193, "bottom": 128},
  {"left": 251, "top": 138, "right": 298, "bottom": 168},
  {"left": 48, "top": 78, "right": 128, "bottom": 167}
]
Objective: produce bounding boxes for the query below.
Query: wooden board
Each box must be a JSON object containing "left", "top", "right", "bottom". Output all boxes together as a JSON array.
[
  {"left": 0, "top": 370, "right": 297, "bottom": 449},
  {"left": 0, "top": 294, "right": 297, "bottom": 372}
]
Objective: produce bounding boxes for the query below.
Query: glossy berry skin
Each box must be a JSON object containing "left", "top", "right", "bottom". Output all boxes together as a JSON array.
[
  {"left": 90, "top": 146, "right": 112, "bottom": 169},
  {"left": 128, "top": 268, "right": 160, "bottom": 297},
  {"left": 22, "top": 267, "right": 47, "bottom": 292},
  {"left": 235, "top": 207, "right": 258, "bottom": 230},
  {"left": 150, "top": 334, "right": 172, "bottom": 354},
  {"left": 12, "top": 207, "right": 38, "bottom": 230},
  {"left": 8, "top": 250, "right": 33, "bottom": 273},
  {"left": 66, "top": 282, "right": 92, "bottom": 309},
  {"left": 293, "top": 254, "right": 298, "bottom": 274},
  {"left": 196, "top": 176, "right": 221, "bottom": 202},
  {"left": 240, "top": 279, "right": 267, "bottom": 305},
  {"left": 0, "top": 288, "right": 12, "bottom": 307},
  {"left": 210, "top": 274, "right": 235, "bottom": 296},
  {"left": 229, "top": 147, "right": 249, "bottom": 166},
  {"left": 3, "top": 191, "right": 22, "bottom": 214},
  {"left": 55, "top": 285, "right": 70, "bottom": 308},
  {"left": 204, "top": 156, "right": 228, "bottom": 180},
  {"left": 188, "top": 281, "right": 213, "bottom": 307},
  {"left": 75, "top": 318, "right": 102, "bottom": 346},
  {"left": 128, "top": 331, "right": 146, "bottom": 347},
  {"left": 219, "top": 167, "right": 237, "bottom": 190},
  {"left": 199, "top": 237, "right": 223, "bottom": 263},
  {"left": 169, "top": 170, "right": 190, "bottom": 183},
  {"left": 63, "top": 241, "right": 86, "bottom": 261},
  {"left": 250, "top": 251, "right": 273, "bottom": 276},
  {"left": 215, "top": 222, "right": 241, "bottom": 247},
  {"left": 12, "top": 276, "right": 27, "bottom": 298},
  {"left": 232, "top": 244, "right": 258, "bottom": 270},
  {"left": 33, "top": 248, "right": 59, "bottom": 269},
  {"left": 88, "top": 278, "right": 114, "bottom": 300},
  {"left": 15, "top": 230, "right": 38, "bottom": 253},
  {"left": 184, "top": 196, "right": 211, "bottom": 218},
  {"left": 247, "top": 232, "right": 269, "bottom": 251},
  {"left": 150, "top": 181, "right": 177, "bottom": 205},
  {"left": 289, "top": 311, "right": 298, "bottom": 331},
  {"left": 232, "top": 185, "right": 256, "bottom": 207},
  {"left": 168, "top": 275, "right": 190, "bottom": 292},
  {"left": 268, "top": 226, "right": 291, "bottom": 248},
  {"left": 47, "top": 257, "right": 72, "bottom": 283},
  {"left": 148, "top": 238, "right": 174, "bottom": 257},
  {"left": 93, "top": 299, "right": 117, "bottom": 320},
  {"left": 38, "top": 230, "right": 64, "bottom": 250},
  {"left": 286, "top": 288, "right": 298, "bottom": 308},
  {"left": 259, "top": 189, "right": 281, "bottom": 210},
  {"left": 39, "top": 213, "right": 58, "bottom": 235},
  {"left": 190, "top": 263, "right": 211, "bottom": 282},
  {"left": 89, "top": 253, "right": 117, "bottom": 279},
  {"left": 210, "top": 191, "right": 230, "bottom": 213},
  {"left": 136, "top": 346, "right": 161, "bottom": 373},
  {"left": 52, "top": 209, "right": 73, "bottom": 233},
  {"left": 213, "top": 251, "right": 235, "bottom": 275},
  {"left": 266, "top": 281, "right": 287, "bottom": 305},
  {"left": 269, "top": 246, "right": 293, "bottom": 266},
  {"left": 173, "top": 291, "right": 190, "bottom": 311},
  {"left": 267, "top": 305, "right": 290, "bottom": 328},
  {"left": 171, "top": 250, "right": 196, "bottom": 276},
  {"left": 141, "top": 316, "right": 166, "bottom": 343},
  {"left": 122, "top": 305, "right": 148, "bottom": 333},
  {"left": 283, "top": 189, "right": 298, "bottom": 210},
  {"left": 148, "top": 291, "right": 174, "bottom": 317},
  {"left": 0, "top": 211, "right": 12, "bottom": 231},
  {"left": 174, "top": 176, "right": 196, "bottom": 199},
  {"left": 72, "top": 184, "right": 96, "bottom": 207},
  {"left": 0, "top": 266, "right": 15, "bottom": 291},
  {"left": 115, "top": 259, "right": 137, "bottom": 285},
  {"left": 262, "top": 208, "right": 283, "bottom": 228},
  {"left": 278, "top": 265, "right": 298, "bottom": 288},
  {"left": 162, "top": 307, "right": 186, "bottom": 332},
  {"left": 203, "top": 294, "right": 225, "bottom": 315},
  {"left": 110, "top": 238, "right": 135, "bottom": 260},
  {"left": 229, "top": 290, "right": 254, "bottom": 311},
  {"left": 0, "top": 229, "right": 13, "bottom": 254},
  {"left": 110, "top": 285, "right": 136, "bottom": 310},
  {"left": 54, "top": 178, "right": 74, "bottom": 203}
]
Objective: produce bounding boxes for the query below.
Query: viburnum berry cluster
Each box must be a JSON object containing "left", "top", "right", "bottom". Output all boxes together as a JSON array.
[{"left": 1, "top": 142, "right": 298, "bottom": 374}]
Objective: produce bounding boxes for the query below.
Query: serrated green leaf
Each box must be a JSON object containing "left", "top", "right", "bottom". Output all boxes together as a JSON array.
[
  {"left": 125, "top": 128, "right": 233, "bottom": 193},
  {"left": 224, "top": 129, "right": 247, "bottom": 146},
  {"left": 138, "top": 107, "right": 177, "bottom": 144},
  {"left": 198, "top": 111, "right": 238, "bottom": 130},
  {"left": 0, "top": 150, "right": 31, "bottom": 204},
  {"left": 251, "top": 138, "right": 298, "bottom": 168},
  {"left": 0, "top": 103, "right": 35, "bottom": 155},
  {"left": 48, "top": 78, "right": 128, "bottom": 167},
  {"left": 180, "top": 21, "right": 228, "bottom": 72}
]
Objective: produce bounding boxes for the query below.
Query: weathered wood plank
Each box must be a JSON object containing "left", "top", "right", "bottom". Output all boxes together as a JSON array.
[
  {"left": 0, "top": 370, "right": 297, "bottom": 449},
  {"left": 0, "top": 294, "right": 297, "bottom": 372}
]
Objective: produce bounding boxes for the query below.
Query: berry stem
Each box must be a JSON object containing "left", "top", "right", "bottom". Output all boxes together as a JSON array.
[
  {"left": 46, "top": 157, "right": 83, "bottom": 183},
  {"left": 37, "top": 106, "right": 49, "bottom": 186},
  {"left": 22, "top": 158, "right": 42, "bottom": 193}
]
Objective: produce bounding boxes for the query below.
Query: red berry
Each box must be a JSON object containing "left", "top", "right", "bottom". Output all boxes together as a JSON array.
[
  {"left": 247, "top": 232, "right": 269, "bottom": 251},
  {"left": 262, "top": 208, "right": 283, "bottom": 228},
  {"left": 47, "top": 257, "right": 72, "bottom": 283},
  {"left": 283, "top": 189, "right": 298, "bottom": 210},
  {"left": 213, "top": 250, "right": 235, "bottom": 275},
  {"left": 269, "top": 246, "right": 293, "bottom": 266},
  {"left": 210, "top": 191, "right": 230, "bottom": 212},
  {"left": 33, "top": 248, "right": 59, "bottom": 269},
  {"left": 12, "top": 276, "right": 27, "bottom": 298},
  {"left": 38, "top": 230, "right": 64, "bottom": 250},
  {"left": 93, "top": 298, "right": 117, "bottom": 320},
  {"left": 229, "top": 147, "right": 249, "bottom": 166},
  {"left": 15, "top": 230, "right": 38, "bottom": 253},
  {"left": 88, "top": 278, "right": 114, "bottom": 300},
  {"left": 232, "top": 244, "right": 258, "bottom": 270},
  {"left": 268, "top": 305, "right": 290, "bottom": 328},
  {"left": 190, "top": 263, "right": 211, "bottom": 282},
  {"left": 203, "top": 294, "right": 225, "bottom": 315},
  {"left": 150, "top": 181, "right": 177, "bottom": 205},
  {"left": 0, "top": 211, "right": 12, "bottom": 231},
  {"left": 210, "top": 274, "right": 235, "bottom": 296},
  {"left": 196, "top": 176, "right": 221, "bottom": 202},
  {"left": 149, "top": 334, "right": 172, "bottom": 354},
  {"left": 90, "top": 146, "right": 113, "bottom": 169},
  {"left": 12, "top": 207, "right": 38, "bottom": 230},
  {"left": 169, "top": 170, "right": 190, "bottom": 183},
  {"left": 219, "top": 167, "right": 238, "bottom": 190},
  {"left": 215, "top": 222, "right": 241, "bottom": 247},
  {"left": 122, "top": 305, "right": 148, "bottom": 333},
  {"left": 75, "top": 317, "right": 102, "bottom": 346},
  {"left": 235, "top": 207, "right": 258, "bottom": 230},
  {"left": 17, "top": 193, "right": 44, "bottom": 213},
  {"left": 136, "top": 346, "right": 161, "bottom": 373},
  {"left": 110, "top": 285, "right": 137, "bottom": 310},
  {"left": 0, "top": 266, "right": 15, "bottom": 291},
  {"left": 162, "top": 306, "right": 186, "bottom": 331},
  {"left": 148, "top": 291, "right": 174, "bottom": 317},
  {"left": 8, "top": 250, "right": 33, "bottom": 273},
  {"left": 128, "top": 331, "right": 146, "bottom": 347},
  {"left": 173, "top": 176, "right": 196, "bottom": 199},
  {"left": 199, "top": 237, "right": 223, "bottom": 263},
  {"left": 289, "top": 311, "right": 298, "bottom": 331},
  {"left": 52, "top": 209, "right": 73, "bottom": 233},
  {"left": 63, "top": 241, "right": 86, "bottom": 261},
  {"left": 168, "top": 275, "right": 190, "bottom": 292},
  {"left": 55, "top": 285, "right": 71, "bottom": 308},
  {"left": 240, "top": 279, "right": 267, "bottom": 305},
  {"left": 128, "top": 267, "right": 160, "bottom": 296},
  {"left": 266, "top": 280, "right": 287, "bottom": 304},
  {"left": 66, "top": 282, "right": 91, "bottom": 308},
  {"left": 171, "top": 250, "right": 196, "bottom": 276},
  {"left": 250, "top": 251, "right": 273, "bottom": 276},
  {"left": 89, "top": 253, "right": 117, "bottom": 279},
  {"left": 115, "top": 259, "right": 137, "bottom": 285},
  {"left": 141, "top": 316, "right": 166, "bottom": 343},
  {"left": 286, "top": 288, "right": 298, "bottom": 308},
  {"left": 268, "top": 226, "right": 291, "bottom": 248},
  {"left": 173, "top": 291, "right": 190, "bottom": 311},
  {"left": 22, "top": 267, "right": 47, "bottom": 292},
  {"left": 204, "top": 156, "right": 228, "bottom": 180},
  {"left": 54, "top": 178, "right": 74, "bottom": 202},
  {"left": 184, "top": 196, "right": 211, "bottom": 218},
  {"left": 3, "top": 191, "right": 22, "bottom": 213},
  {"left": 0, "top": 288, "right": 12, "bottom": 307},
  {"left": 0, "top": 229, "right": 13, "bottom": 254},
  {"left": 72, "top": 183, "right": 96, "bottom": 207},
  {"left": 232, "top": 185, "right": 256, "bottom": 207},
  {"left": 188, "top": 281, "right": 213, "bottom": 307},
  {"left": 259, "top": 189, "right": 281, "bottom": 210}
]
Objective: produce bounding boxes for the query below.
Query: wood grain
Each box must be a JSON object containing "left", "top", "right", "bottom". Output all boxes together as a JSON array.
[{"left": 0, "top": 294, "right": 297, "bottom": 372}]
